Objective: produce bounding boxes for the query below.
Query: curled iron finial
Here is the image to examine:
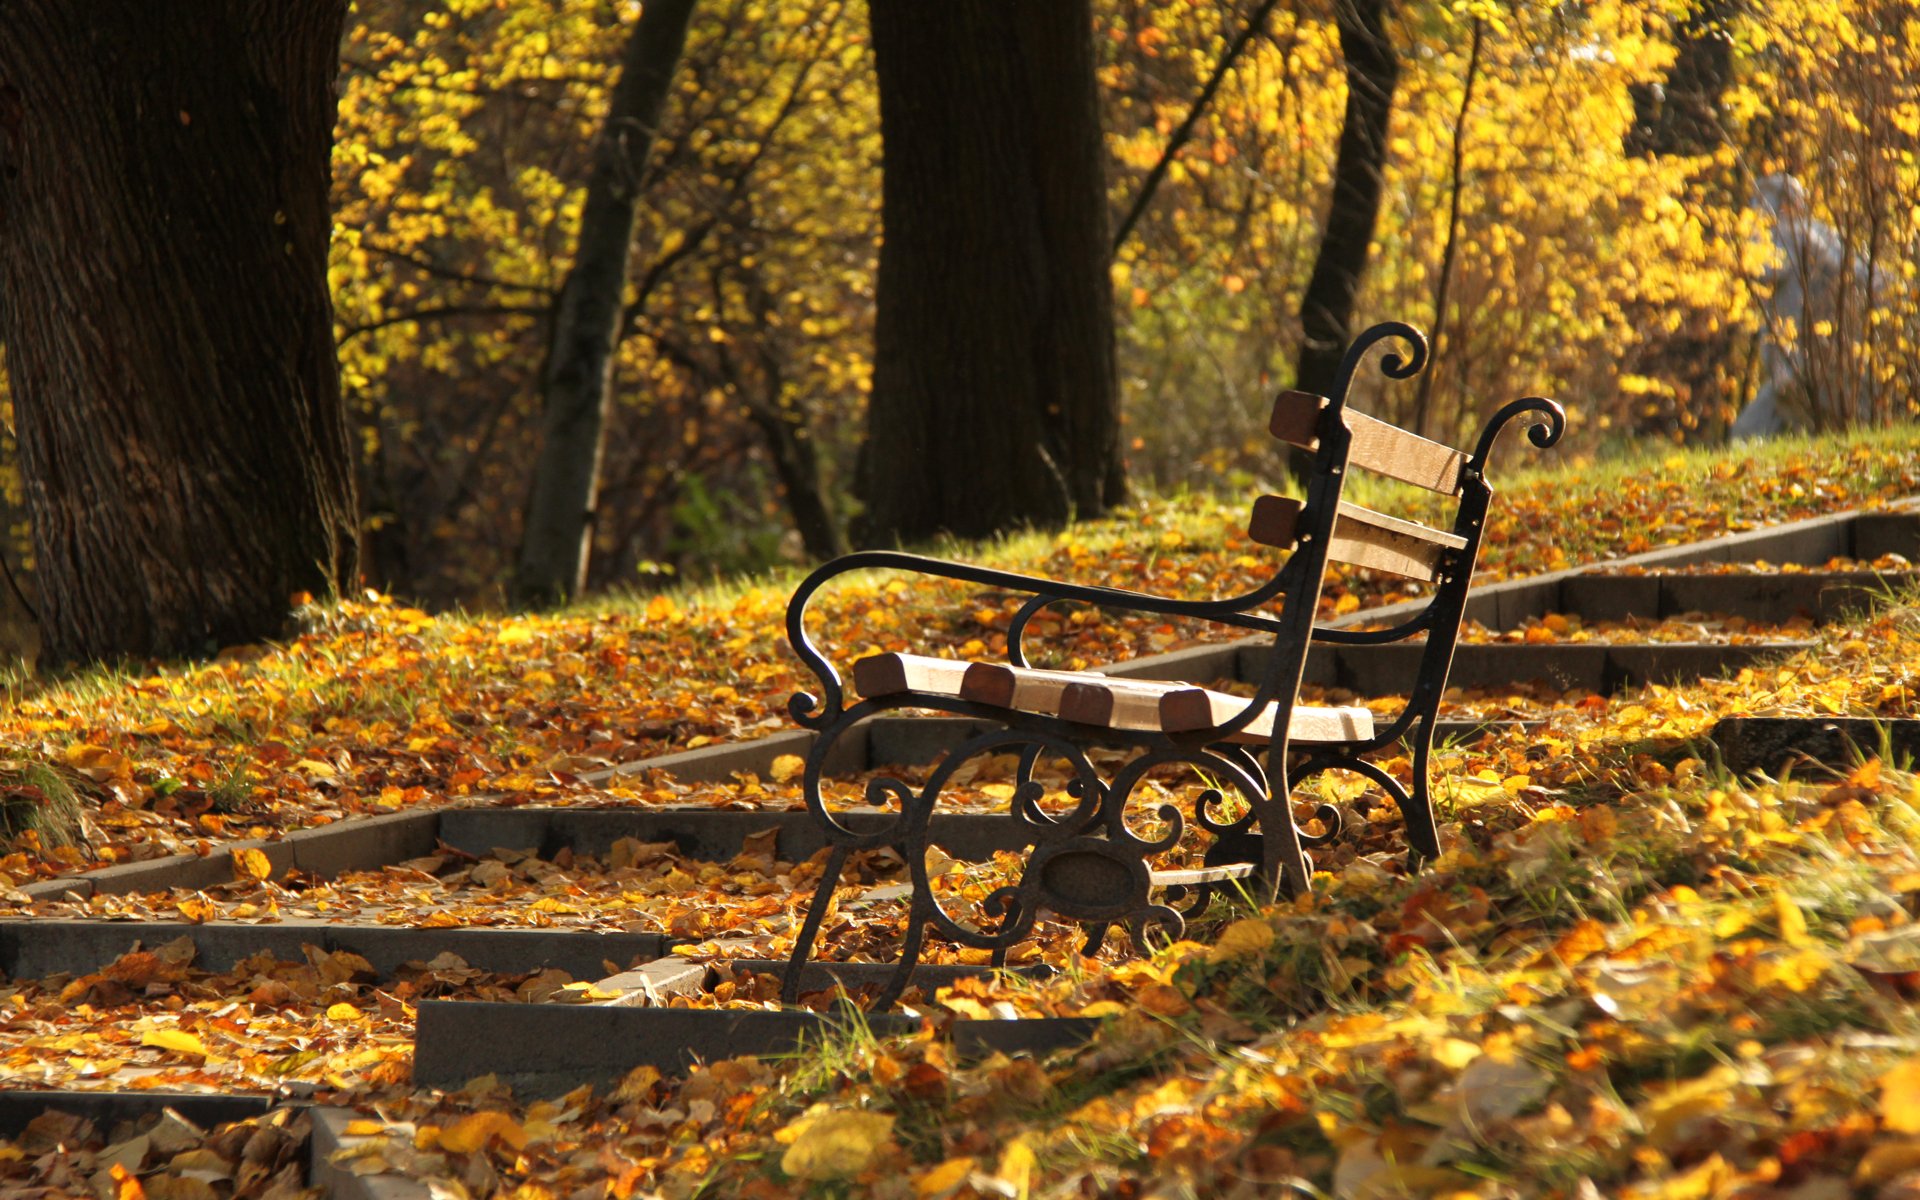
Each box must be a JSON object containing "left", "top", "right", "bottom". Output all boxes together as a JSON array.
[
  {"left": 1334, "top": 321, "right": 1429, "bottom": 400},
  {"left": 1469, "top": 396, "right": 1566, "bottom": 469}
]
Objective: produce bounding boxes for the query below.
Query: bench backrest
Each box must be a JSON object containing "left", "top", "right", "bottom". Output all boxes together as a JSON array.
[{"left": 1244, "top": 322, "right": 1565, "bottom": 804}]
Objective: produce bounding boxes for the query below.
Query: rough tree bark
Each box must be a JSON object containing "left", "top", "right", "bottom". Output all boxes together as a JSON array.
[
  {"left": 1290, "top": 0, "right": 1400, "bottom": 448},
  {"left": 514, "top": 0, "right": 698, "bottom": 608},
  {"left": 857, "top": 0, "right": 1122, "bottom": 547},
  {"left": 0, "top": 0, "right": 360, "bottom": 665}
]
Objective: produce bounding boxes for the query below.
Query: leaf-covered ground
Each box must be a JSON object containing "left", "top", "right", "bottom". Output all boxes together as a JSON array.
[
  {"left": 5, "top": 428, "right": 1920, "bottom": 1198},
  {"left": 2, "top": 427, "right": 1918, "bottom": 887},
  {"left": 8, "top": 585, "right": 1920, "bottom": 1197}
]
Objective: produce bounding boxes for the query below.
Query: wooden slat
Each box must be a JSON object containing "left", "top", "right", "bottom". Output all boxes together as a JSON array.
[
  {"left": 963, "top": 662, "right": 1109, "bottom": 711},
  {"left": 1345, "top": 410, "right": 1468, "bottom": 494},
  {"left": 1059, "top": 676, "right": 1188, "bottom": 727},
  {"left": 1325, "top": 500, "right": 1467, "bottom": 582},
  {"left": 1157, "top": 686, "right": 1373, "bottom": 745},
  {"left": 1247, "top": 494, "right": 1302, "bottom": 549},
  {"left": 1249, "top": 495, "right": 1465, "bottom": 581},
  {"left": 1268, "top": 390, "right": 1328, "bottom": 449},
  {"left": 1062, "top": 676, "right": 1371, "bottom": 746},
  {"left": 852, "top": 654, "right": 1372, "bottom": 745},
  {"left": 851, "top": 653, "right": 972, "bottom": 698}
]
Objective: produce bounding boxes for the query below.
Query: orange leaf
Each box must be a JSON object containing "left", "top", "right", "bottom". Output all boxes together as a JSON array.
[
  {"left": 1136, "top": 984, "right": 1191, "bottom": 1018},
  {"left": 436, "top": 1110, "right": 528, "bottom": 1155},
  {"left": 111, "top": 1163, "right": 147, "bottom": 1200},
  {"left": 1549, "top": 918, "right": 1608, "bottom": 967},
  {"left": 231, "top": 847, "right": 272, "bottom": 881}
]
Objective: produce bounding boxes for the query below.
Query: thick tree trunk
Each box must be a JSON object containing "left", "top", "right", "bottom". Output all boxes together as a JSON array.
[
  {"left": 1291, "top": 0, "right": 1400, "bottom": 419},
  {"left": 513, "top": 0, "right": 698, "bottom": 608},
  {"left": 0, "top": 0, "right": 360, "bottom": 665},
  {"left": 857, "top": 0, "right": 1122, "bottom": 547}
]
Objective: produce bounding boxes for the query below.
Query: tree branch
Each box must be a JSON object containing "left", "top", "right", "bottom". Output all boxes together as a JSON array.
[{"left": 1111, "top": 0, "right": 1287, "bottom": 253}]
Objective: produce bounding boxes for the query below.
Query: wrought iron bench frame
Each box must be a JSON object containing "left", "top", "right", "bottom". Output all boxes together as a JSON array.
[{"left": 778, "top": 322, "right": 1564, "bottom": 1008}]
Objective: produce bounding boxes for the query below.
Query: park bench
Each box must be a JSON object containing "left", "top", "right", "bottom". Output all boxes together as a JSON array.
[{"left": 779, "top": 321, "right": 1564, "bottom": 1007}]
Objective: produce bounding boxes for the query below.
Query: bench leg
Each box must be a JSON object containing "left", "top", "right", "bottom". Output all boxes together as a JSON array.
[
  {"left": 781, "top": 843, "right": 849, "bottom": 1006},
  {"left": 1399, "top": 734, "right": 1444, "bottom": 864},
  {"left": 871, "top": 904, "right": 933, "bottom": 1012},
  {"left": 1254, "top": 786, "right": 1316, "bottom": 900}
]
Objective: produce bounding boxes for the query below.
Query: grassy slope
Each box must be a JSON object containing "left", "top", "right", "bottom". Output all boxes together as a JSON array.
[
  {"left": 443, "top": 581, "right": 1920, "bottom": 1199},
  {"left": 5, "top": 427, "right": 1920, "bottom": 1195},
  {"left": 2, "top": 425, "right": 1917, "bottom": 886}
]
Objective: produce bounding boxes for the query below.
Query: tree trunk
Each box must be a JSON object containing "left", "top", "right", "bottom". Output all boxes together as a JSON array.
[
  {"left": 746, "top": 399, "right": 845, "bottom": 561},
  {"left": 0, "top": 0, "right": 360, "bottom": 665},
  {"left": 514, "top": 0, "right": 698, "bottom": 607},
  {"left": 1290, "top": 0, "right": 1400, "bottom": 425},
  {"left": 857, "top": 0, "right": 1122, "bottom": 547},
  {"left": 1625, "top": 0, "right": 1740, "bottom": 157}
]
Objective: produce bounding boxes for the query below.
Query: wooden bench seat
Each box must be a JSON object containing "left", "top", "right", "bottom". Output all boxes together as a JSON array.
[{"left": 853, "top": 651, "right": 1373, "bottom": 745}]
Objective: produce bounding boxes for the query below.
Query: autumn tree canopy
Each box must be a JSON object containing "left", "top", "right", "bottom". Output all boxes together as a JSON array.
[{"left": 0, "top": 0, "right": 1913, "bottom": 644}]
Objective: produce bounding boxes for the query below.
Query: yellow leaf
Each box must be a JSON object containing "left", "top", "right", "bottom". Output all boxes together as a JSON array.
[
  {"left": 779, "top": 1108, "right": 895, "bottom": 1181},
  {"left": 769, "top": 754, "right": 805, "bottom": 784},
  {"left": 142, "top": 1028, "right": 208, "bottom": 1057},
  {"left": 1430, "top": 1037, "right": 1482, "bottom": 1070},
  {"left": 1775, "top": 888, "right": 1810, "bottom": 946},
  {"left": 915, "top": 1156, "right": 977, "bottom": 1198},
  {"left": 64, "top": 743, "right": 128, "bottom": 782},
  {"left": 296, "top": 759, "right": 338, "bottom": 780},
  {"left": 993, "top": 1137, "right": 1036, "bottom": 1200},
  {"left": 344, "top": 1119, "right": 388, "bottom": 1136},
  {"left": 231, "top": 847, "right": 273, "bottom": 881},
  {"left": 612, "top": 1064, "right": 660, "bottom": 1104},
  {"left": 1207, "top": 918, "right": 1274, "bottom": 963},
  {"left": 326, "top": 1002, "right": 362, "bottom": 1021},
  {"left": 1883, "top": 1060, "right": 1920, "bottom": 1133},
  {"left": 436, "top": 1110, "right": 528, "bottom": 1155}
]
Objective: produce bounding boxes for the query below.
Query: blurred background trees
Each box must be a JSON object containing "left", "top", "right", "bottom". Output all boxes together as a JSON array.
[{"left": 0, "top": 0, "right": 1914, "bottom": 650}]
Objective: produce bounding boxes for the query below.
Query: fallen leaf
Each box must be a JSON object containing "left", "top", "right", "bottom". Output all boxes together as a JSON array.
[
  {"left": 435, "top": 1110, "right": 528, "bottom": 1155},
  {"left": 141, "top": 1029, "right": 209, "bottom": 1058},
  {"left": 1884, "top": 1060, "right": 1920, "bottom": 1133},
  {"left": 779, "top": 1108, "right": 894, "bottom": 1181},
  {"left": 231, "top": 847, "right": 272, "bottom": 881},
  {"left": 1207, "top": 918, "right": 1274, "bottom": 963}
]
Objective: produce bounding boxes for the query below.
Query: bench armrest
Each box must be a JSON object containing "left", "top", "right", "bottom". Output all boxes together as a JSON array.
[{"left": 785, "top": 548, "right": 1291, "bottom": 728}]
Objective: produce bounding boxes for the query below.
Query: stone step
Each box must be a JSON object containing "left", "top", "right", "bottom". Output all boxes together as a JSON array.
[
  {"left": 1559, "top": 570, "right": 1918, "bottom": 625},
  {"left": 436, "top": 806, "right": 1046, "bottom": 865},
  {"left": 1247, "top": 640, "right": 1814, "bottom": 696},
  {"left": 1710, "top": 716, "right": 1920, "bottom": 776},
  {"left": 411, "top": 997, "right": 1097, "bottom": 1095},
  {"left": 0, "top": 919, "right": 663, "bottom": 982},
  {"left": 0, "top": 1090, "right": 281, "bottom": 1140}
]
